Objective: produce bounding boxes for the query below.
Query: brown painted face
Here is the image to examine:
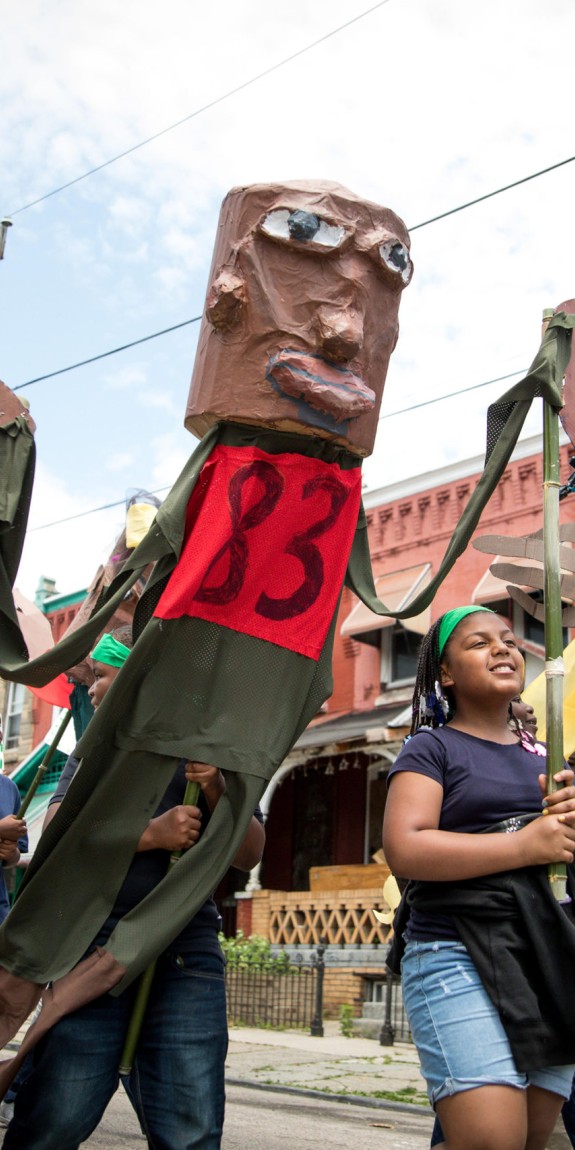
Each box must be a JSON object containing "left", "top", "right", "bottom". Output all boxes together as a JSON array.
[{"left": 185, "top": 180, "right": 412, "bottom": 457}]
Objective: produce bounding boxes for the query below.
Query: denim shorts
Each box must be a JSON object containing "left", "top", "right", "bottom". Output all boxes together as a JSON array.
[{"left": 401, "top": 940, "right": 575, "bottom": 1106}]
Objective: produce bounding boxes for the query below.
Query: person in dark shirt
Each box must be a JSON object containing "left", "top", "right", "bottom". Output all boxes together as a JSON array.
[
  {"left": 428, "top": 692, "right": 575, "bottom": 1149},
  {"left": 384, "top": 606, "right": 575, "bottom": 1150},
  {"left": 4, "top": 629, "right": 265, "bottom": 1150}
]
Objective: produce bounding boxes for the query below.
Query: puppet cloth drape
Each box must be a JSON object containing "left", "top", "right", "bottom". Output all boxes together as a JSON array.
[
  {"left": 0, "top": 425, "right": 363, "bottom": 992},
  {"left": 0, "top": 315, "right": 571, "bottom": 1052}
]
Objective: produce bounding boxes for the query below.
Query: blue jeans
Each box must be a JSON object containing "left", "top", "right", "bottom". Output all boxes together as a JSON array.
[
  {"left": 402, "top": 940, "right": 574, "bottom": 1106},
  {"left": 4, "top": 950, "right": 227, "bottom": 1150}
]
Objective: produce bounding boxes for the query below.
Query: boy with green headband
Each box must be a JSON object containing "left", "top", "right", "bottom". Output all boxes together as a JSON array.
[{"left": 3, "top": 628, "right": 265, "bottom": 1150}]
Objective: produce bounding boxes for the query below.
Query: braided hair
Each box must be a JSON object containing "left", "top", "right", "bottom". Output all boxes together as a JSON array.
[{"left": 409, "top": 616, "right": 452, "bottom": 736}]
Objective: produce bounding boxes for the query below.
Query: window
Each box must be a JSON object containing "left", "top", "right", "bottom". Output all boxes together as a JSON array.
[
  {"left": 4, "top": 682, "right": 26, "bottom": 750},
  {"left": 381, "top": 624, "right": 419, "bottom": 688}
]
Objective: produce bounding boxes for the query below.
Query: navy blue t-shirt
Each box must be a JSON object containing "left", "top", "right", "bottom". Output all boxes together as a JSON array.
[
  {"left": 387, "top": 726, "right": 546, "bottom": 939},
  {"left": 51, "top": 755, "right": 262, "bottom": 956}
]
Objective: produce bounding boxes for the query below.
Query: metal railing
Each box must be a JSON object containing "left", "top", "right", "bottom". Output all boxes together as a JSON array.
[
  {"left": 379, "top": 970, "right": 411, "bottom": 1045},
  {"left": 225, "top": 943, "right": 325, "bottom": 1034}
]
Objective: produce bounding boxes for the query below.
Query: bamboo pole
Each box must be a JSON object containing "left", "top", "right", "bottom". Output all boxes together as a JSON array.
[
  {"left": 118, "top": 779, "right": 200, "bottom": 1076},
  {"left": 17, "top": 708, "right": 73, "bottom": 819},
  {"left": 541, "top": 307, "right": 567, "bottom": 900}
]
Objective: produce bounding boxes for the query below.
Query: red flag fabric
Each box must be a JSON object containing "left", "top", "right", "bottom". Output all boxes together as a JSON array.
[
  {"left": 154, "top": 444, "right": 361, "bottom": 660},
  {"left": 28, "top": 675, "right": 73, "bottom": 709}
]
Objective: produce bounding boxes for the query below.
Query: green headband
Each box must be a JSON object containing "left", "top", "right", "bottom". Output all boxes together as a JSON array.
[
  {"left": 90, "top": 633, "right": 131, "bottom": 668},
  {"left": 438, "top": 606, "right": 494, "bottom": 657}
]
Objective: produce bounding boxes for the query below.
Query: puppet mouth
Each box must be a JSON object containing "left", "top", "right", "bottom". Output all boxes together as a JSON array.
[{"left": 266, "top": 349, "right": 375, "bottom": 421}]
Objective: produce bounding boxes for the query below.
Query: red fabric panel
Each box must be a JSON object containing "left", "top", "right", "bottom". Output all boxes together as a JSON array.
[
  {"left": 154, "top": 445, "right": 361, "bottom": 660},
  {"left": 28, "top": 675, "right": 73, "bottom": 709}
]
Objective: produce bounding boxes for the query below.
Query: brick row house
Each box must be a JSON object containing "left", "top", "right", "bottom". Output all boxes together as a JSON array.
[{"left": 2, "top": 433, "right": 575, "bottom": 1017}]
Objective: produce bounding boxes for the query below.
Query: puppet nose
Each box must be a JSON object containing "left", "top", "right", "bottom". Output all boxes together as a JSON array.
[{"left": 315, "top": 306, "right": 363, "bottom": 363}]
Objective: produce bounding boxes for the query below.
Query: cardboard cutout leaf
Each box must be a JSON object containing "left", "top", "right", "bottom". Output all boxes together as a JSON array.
[
  {"left": 491, "top": 563, "right": 575, "bottom": 601},
  {"left": 474, "top": 534, "right": 575, "bottom": 574},
  {"left": 507, "top": 585, "right": 575, "bottom": 626},
  {"left": 373, "top": 874, "right": 401, "bottom": 925}
]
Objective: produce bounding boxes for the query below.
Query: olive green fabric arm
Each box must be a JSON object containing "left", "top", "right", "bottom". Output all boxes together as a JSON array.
[{"left": 346, "top": 313, "right": 575, "bottom": 619}]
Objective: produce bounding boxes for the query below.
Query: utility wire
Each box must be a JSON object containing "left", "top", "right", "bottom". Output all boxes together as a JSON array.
[
  {"left": 28, "top": 488, "right": 171, "bottom": 532},
  {"left": 378, "top": 369, "right": 525, "bottom": 421},
  {"left": 27, "top": 367, "right": 527, "bottom": 532},
  {"left": 8, "top": 2, "right": 390, "bottom": 217},
  {"left": 13, "top": 151, "right": 575, "bottom": 393},
  {"left": 13, "top": 317, "right": 202, "bottom": 391},
  {"left": 409, "top": 154, "right": 575, "bottom": 231}
]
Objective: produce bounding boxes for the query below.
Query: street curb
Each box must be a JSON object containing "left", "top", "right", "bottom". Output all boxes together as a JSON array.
[{"left": 225, "top": 1076, "right": 431, "bottom": 1116}]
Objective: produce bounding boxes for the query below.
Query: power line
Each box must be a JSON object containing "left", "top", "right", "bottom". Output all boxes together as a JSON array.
[
  {"left": 28, "top": 488, "right": 171, "bottom": 532},
  {"left": 13, "top": 149, "right": 575, "bottom": 393},
  {"left": 378, "top": 369, "right": 525, "bottom": 421},
  {"left": 9, "top": 2, "right": 390, "bottom": 217},
  {"left": 409, "top": 155, "right": 575, "bottom": 231},
  {"left": 27, "top": 367, "right": 527, "bottom": 532},
  {"left": 13, "top": 317, "right": 202, "bottom": 391}
]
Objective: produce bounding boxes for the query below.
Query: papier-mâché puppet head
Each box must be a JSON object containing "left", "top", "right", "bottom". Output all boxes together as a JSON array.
[{"left": 185, "top": 180, "right": 412, "bottom": 457}]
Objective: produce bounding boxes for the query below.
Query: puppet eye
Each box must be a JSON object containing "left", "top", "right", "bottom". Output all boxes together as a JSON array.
[
  {"left": 260, "top": 209, "right": 347, "bottom": 250},
  {"left": 378, "top": 238, "right": 413, "bottom": 285}
]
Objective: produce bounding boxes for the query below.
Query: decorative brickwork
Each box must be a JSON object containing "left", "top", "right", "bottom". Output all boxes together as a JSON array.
[{"left": 250, "top": 888, "right": 392, "bottom": 948}]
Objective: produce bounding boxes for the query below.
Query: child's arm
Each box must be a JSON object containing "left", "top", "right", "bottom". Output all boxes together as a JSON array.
[
  {"left": 383, "top": 770, "right": 575, "bottom": 882},
  {"left": 184, "top": 761, "right": 265, "bottom": 872},
  {"left": 136, "top": 763, "right": 264, "bottom": 871}
]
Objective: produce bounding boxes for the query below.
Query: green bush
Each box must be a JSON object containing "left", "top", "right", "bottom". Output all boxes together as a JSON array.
[
  {"left": 339, "top": 1003, "right": 354, "bottom": 1037},
  {"left": 219, "top": 931, "right": 291, "bottom": 971}
]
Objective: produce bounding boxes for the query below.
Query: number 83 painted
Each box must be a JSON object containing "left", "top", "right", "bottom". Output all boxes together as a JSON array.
[{"left": 154, "top": 444, "right": 362, "bottom": 660}]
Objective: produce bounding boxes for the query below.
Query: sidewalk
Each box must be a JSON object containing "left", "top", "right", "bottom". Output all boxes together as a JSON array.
[
  {"left": 225, "top": 1021, "right": 430, "bottom": 1111},
  {"left": 225, "top": 1026, "right": 574, "bottom": 1148},
  {"left": 1, "top": 1016, "right": 427, "bottom": 1113}
]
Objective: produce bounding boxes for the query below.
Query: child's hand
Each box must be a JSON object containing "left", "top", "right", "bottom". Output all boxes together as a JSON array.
[
  {"left": 0, "top": 815, "right": 26, "bottom": 842},
  {"left": 0, "top": 840, "right": 20, "bottom": 863},
  {"left": 139, "top": 807, "right": 202, "bottom": 852},
  {"left": 518, "top": 809, "right": 575, "bottom": 866},
  {"left": 539, "top": 770, "right": 575, "bottom": 817},
  {"left": 184, "top": 761, "right": 225, "bottom": 808}
]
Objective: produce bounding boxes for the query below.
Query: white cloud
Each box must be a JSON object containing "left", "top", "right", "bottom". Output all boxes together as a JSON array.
[
  {"left": 105, "top": 451, "right": 135, "bottom": 472},
  {"left": 15, "top": 463, "right": 126, "bottom": 600},
  {"left": 3, "top": 0, "right": 575, "bottom": 587},
  {"left": 103, "top": 365, "right": 148, "bottom": 390},
  {"left": 140, "top": 390, "right": 181, "bottom": 418}
]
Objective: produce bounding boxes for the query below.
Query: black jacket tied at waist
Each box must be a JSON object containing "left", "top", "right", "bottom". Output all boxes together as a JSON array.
[{"left": 388, "top": 867, "right": 575, "bottom": 1071}]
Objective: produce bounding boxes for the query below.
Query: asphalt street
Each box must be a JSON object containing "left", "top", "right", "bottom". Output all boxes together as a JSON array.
[
  {"left": 0, "top": 1024, "right": 572, "bottom": 1147},
  {"left": 65, "top": 1081, "right": 575, "bottom": 1150},
  {"left": 78, "top": 1082, "right": 437, "bottom": 1150}
]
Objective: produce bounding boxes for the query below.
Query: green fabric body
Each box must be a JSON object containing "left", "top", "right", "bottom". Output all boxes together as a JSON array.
[
  {"left": 0, "top": 413, "right": 36, "bottom": 663},
  {"left": 0, "top": 424, "right": 360, "bottom": 988},
  {"left": 0, "top": 313, "right": 571, "bottom": 989},
  {"left": 346, "top": 313, "right": 575, "bottom": 618}
]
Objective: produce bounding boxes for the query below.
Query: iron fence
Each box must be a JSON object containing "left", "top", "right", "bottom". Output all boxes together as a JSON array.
[
  {"left": 225, "top": 945, "right": 325, "bottom": 1033},
  {"left": 379, "top": 970, "right": 412, "bottom": 1045}
]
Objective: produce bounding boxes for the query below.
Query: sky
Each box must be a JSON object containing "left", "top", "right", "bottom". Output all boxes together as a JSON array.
[{"left": 2, "top": 0, "right": 575, "bottom": 600}]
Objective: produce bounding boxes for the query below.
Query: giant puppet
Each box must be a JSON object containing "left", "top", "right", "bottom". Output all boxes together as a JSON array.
[
  {"left": 0, "top": 181, "right": 573, "bottom": 1060},
  {"left": 0, "top": 181, "right": 415, "bottom": 1044}
]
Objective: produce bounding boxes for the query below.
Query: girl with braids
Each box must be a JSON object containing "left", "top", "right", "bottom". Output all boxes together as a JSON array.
[{"left": 383, "top": 605, "right": 575, "bottom": 1150}]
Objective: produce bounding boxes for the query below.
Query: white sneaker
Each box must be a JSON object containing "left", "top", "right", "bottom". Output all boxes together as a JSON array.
[{"left": 0, "top": 1100, "right": 14, "bottom": 1128}]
